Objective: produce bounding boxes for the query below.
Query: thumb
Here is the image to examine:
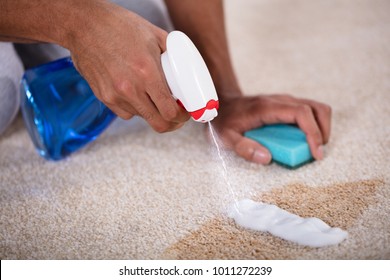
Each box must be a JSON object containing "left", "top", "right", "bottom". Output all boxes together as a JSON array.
[
  {"left": 234, "top": 133, "right": 272, "bottom": 165},
  {"left": 155, "top": 28, "right": 168, "bottom": 53}
]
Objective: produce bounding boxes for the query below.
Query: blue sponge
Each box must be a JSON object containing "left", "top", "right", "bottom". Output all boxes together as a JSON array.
[{"left": 244, "top": 124, "right": 313, "bottom": 169}]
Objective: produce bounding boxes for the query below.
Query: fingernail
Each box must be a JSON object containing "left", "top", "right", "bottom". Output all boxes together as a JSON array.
[
  {"left": 253, "top": 150, "right": 271, "bottom": 164},
  {"left": 317, "top": 145, "right": 324, "bottom": 160}
]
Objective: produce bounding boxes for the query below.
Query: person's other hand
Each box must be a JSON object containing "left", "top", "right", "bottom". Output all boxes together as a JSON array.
[
  {"left": 68, "top": 1, "right": 189, "bottom": 132},
  {"left": 211, "top": 94, "right": 332, "bottom": 164}
]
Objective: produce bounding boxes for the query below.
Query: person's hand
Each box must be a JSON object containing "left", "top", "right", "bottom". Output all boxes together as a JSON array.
[
  {"left": 67, "top": 1, "right": 189, "bottom": 132},
  {"left": 210, "top": 94, "right": 332, "bottom": 164}
]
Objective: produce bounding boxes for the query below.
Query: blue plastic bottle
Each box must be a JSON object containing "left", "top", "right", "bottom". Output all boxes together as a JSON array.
[{"left": 20, "top": 57, "right": 116, "bottom": 160}]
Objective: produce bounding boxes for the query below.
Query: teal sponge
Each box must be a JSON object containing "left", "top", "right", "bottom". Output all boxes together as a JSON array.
[{"left": 244, "top": 124, "right": 313, "bottom": 169}]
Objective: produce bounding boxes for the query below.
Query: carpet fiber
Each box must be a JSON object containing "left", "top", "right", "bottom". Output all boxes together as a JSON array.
[{"left": 1, "top": 0, "right": 389, "bottom": 259}]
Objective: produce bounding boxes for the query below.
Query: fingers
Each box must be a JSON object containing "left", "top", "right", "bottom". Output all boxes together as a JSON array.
[
  {"left": 267, "top": 95, "right": 331, "bottom": 159},
  {"left": 113, "top": 89, "right": 186, "bottom": 133},
  {"left": 234, "top": 134, "right": 272, "bottom": 164},
  {"left": 145, "top": 29, "right": 190, "bottom": 124},
  {"left": 111, "top": 83, "right": 188, "bottom": 133},
  {"left": 109, "top": 57, "right": 189, "bottom": 133},
  {"left": 134, "top": 55, "right": 190, "bottom": 125},
  {"left": 299, "top": 99, "right": 332, "bottom": 144},
  {"left": 154, "top": 28, "right": 168, "bottom": 53},
  {"left": 210, "top": 94, "right": 332, "bottom": 165},
  {"left": 273, "top": 94, "right": 332, "bottom": 144},
  {"left": 218, "top": 129, "right": 272, "bottom": 165},
  {"left": 146, "top": 78, "right": 190, "bottom": 123},
  {"left": 110, "top": 105, "right": 134, "bottom": 120},
  {"left": 257, "top": 103, "right": 322, "bottom": 160},
  {"left": 131, "top": 91, "right": 185, "bottom": 133},
  {"left": 293, "top": 104, "right": 324, "bottom": 160}
]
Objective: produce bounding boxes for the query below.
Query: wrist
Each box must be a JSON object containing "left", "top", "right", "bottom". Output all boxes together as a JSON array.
[
  {"left": 59, "top": 0, "right": 108, "bottom": 51},
  {"left": 205, "top": 57, "right": 243, "bottom": 102},
  {"left": 217, "top": 88, "right": 243, "bottom": 101},
  {"left": 215, "top": 85, "right": 243, "bottom": 104}
]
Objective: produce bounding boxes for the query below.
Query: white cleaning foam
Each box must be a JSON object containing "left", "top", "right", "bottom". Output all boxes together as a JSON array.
[{"left": 228, "top": 199, "right": 348, "bottom": 247}]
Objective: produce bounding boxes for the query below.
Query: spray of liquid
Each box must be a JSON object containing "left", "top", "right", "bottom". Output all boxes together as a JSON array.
[
  {"left": 207, "top": 122, "right": 347, "bottom": 247},
  {"left": 208, "top": 122, "right": 240, "bottom": 213}
]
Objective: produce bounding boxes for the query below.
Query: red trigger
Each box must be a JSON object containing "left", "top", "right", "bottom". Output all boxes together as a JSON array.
[{"left": 189, "top": 99, "right": 219, "bottom": 120}]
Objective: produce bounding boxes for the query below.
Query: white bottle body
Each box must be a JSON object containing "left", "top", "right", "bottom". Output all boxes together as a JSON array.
[{"left": 161, "top": 31, "right": 219, "bottom": 122}]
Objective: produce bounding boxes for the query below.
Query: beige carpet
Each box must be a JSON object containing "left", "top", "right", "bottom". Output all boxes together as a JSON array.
[{"left": 1, "top": 0, "right": 389, "bottom": 259}]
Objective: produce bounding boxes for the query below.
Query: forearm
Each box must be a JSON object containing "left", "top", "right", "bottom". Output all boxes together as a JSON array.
[
  {"left": 164, "top": 0, "right": 241, "bottom": 100},
  {"left": 0, "top": 0, "right": 102, "bottom": 49}
]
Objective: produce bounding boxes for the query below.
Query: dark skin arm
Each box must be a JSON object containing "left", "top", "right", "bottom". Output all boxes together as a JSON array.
[{"left": 164, "top": 0, "right": 331, "bottom": 163}]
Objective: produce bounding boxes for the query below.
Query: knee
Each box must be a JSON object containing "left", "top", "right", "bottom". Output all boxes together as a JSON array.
[
  {"left": 0, "top": 77, "right": 21, "bottom": 135},
  {"left": 0, "top": 43, "right": 24, "bottom": 136}
]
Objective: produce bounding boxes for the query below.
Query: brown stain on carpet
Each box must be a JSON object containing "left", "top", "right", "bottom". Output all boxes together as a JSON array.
[{"left": 162, "top": 179, "right": 384, "bottom": 259}]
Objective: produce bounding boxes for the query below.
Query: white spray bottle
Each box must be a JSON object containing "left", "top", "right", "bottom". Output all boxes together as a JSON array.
[{"left": 162, "top": 31, "right": 219, "bottom": 122}]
